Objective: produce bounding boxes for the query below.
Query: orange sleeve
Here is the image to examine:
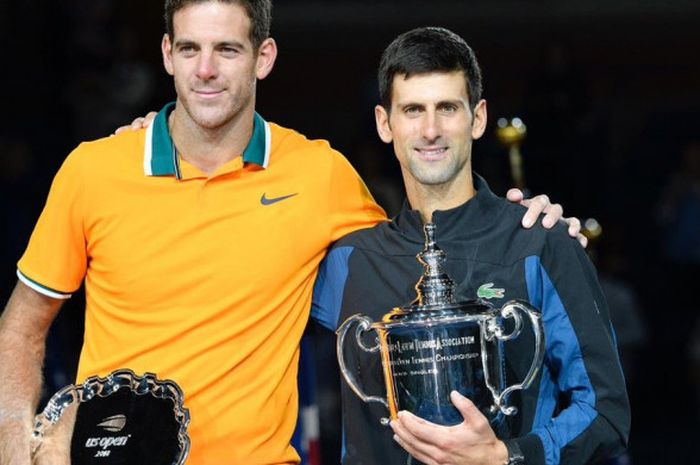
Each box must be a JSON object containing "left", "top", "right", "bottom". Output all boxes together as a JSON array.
[
  {"left": 17, "top": 146, "right": 88, "bottom": 296},
  {"left": 326, "top": 149, "right": 387, "bottom": 242}
]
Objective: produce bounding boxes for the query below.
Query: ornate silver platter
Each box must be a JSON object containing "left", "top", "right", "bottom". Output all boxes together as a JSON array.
[{"left": 31, "top": 369, "right": 190, "bottom": 465}]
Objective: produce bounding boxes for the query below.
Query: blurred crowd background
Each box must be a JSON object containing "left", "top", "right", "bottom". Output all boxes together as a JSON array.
[{"left": 1, "top": 1, "right": 699, "bottom": 464}]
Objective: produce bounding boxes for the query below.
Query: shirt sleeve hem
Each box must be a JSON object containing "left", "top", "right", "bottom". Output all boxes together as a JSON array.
[
  {"left": 516, "top": 433, "right": 545, "bottom": 465},
  {"left": 16, "top": 269, "right": 73, "bottom": 300}
]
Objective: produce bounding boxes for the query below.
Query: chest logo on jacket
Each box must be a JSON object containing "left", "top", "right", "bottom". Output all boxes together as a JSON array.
[{"left": 477, "top": 282, "right": 505, "bottom": 299}]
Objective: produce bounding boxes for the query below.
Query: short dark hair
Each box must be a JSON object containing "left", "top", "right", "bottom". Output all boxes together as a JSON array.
[
  {"left": 378, "top": 27, "right": 483, "bottom": 111},
  {"left": 164, "top": 0, "right": 272, "bottom": 50}
]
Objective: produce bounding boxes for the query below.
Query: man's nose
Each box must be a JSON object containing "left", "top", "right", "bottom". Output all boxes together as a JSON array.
[
  {"left": 421, "top": 110, "right": 441, "bottom": 142},
  {"left": 196, "top": 52, "right": 218, "bottom": 80}
]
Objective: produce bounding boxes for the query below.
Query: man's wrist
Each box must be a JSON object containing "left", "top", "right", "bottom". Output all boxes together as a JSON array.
[
  {"left": 492, "top": 440, "right": 509, "bottom": 465},
  {"left": 0, "top": 409, "right": 27, "bottom": 424},
  {"left": 502, "top": 439, "right": 526, "bottom": 465}
]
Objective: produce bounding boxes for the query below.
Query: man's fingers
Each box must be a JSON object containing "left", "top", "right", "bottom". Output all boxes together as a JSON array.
[
  {"left": 113, "top": 111, "right": 157, "bottom": 136},
  {"left": 143, "top": 111, "right": 157, "bottom": 127},
  {"left": 542, "top": 203, "right": 563, "bottom": 229},
  {"left": 532, "top": 194, "right": 550, "bottom": 211},
  {"left": 450, "top": 391, "right": 486, "bottom": 428},
  {"left": 577, "top": 233, "right": 588, "bottom": 248},
  {"left": 520, "top": 194, "right": 549, "bottom": 228},
  {"left": 564, "top": 216, "right": 581, "bottom": 237},
  {"left": 130, "top": 117, "right": 146, "bottom": 130},
  {"left": 506, "top": 188, "right": 524, "bottom": 203},
  {"left": 113, "top": 125, "right": 130, "bottom": 136},
  {"left": 392, "top": 433, "right": 434, "bottom": 465},
  {"left": 390, "top": 417, "right": 439, "bottom": 462},
  {"left": 395, "top": 411, "right": 444, "bottom": 444}
]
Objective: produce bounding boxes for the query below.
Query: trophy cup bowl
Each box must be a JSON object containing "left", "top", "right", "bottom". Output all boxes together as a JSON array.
[{"left": 337, "top": 224, "right": 544, "bottom": 427}]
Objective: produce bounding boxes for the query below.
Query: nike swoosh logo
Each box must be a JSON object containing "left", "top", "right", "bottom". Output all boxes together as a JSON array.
[{"left": 260, "top": 193, "right": 298, "bottom": 205}]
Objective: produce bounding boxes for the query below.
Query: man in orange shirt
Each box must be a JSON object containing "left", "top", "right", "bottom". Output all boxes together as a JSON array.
[{"left": 0, "top": 2, "right": 578, "bottom": 464}]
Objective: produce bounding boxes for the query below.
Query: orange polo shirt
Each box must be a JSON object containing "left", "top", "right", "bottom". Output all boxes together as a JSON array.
[{"left": 18, "top": 103, "right": 386, "bottom": 464}]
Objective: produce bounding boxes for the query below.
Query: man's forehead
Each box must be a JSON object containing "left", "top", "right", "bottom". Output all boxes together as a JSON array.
[
  {"left": 391, "top": 71, "right": 470, "bottom": 102},
  {"left": 172, "top": 1, "right": 251, "bottom": 40}
]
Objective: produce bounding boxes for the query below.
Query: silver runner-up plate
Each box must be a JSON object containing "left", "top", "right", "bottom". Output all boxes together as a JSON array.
[{"left": 30, "top": 369, "right": 190, "bottom": 465}]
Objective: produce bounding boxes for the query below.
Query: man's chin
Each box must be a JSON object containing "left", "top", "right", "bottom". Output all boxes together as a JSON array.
[
  {"left": 412, "top": 173, "right": 453, "bottom": 186},
  {"left": 408, "top": 164, "right": 454, "bottom": 186},
  {"left": 190, "top": 111, "right": 233, "bottom": 130}
]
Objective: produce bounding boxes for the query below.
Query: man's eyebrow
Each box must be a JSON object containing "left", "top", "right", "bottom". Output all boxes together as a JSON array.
[
  {"left": 173, "top": 38, "right": 248, "bottom": 50},
  {"left": 215, "top": 40, "right": 247, "bottom": 49},
  {"left": 397, "top": 99, "right": 464, "bottom": 108},
  {"left": 397, "top": 101, "right": 425, "bottom": 109},
  {"left": 436, "top": 99, "right": 466, "bottom": 107},
  {"left": 173, "top": 38, "right": 197, "bottom": 48}
]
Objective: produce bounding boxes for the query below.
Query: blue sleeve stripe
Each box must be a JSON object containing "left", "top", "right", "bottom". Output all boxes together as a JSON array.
[
  {"left": 292, "top": 337, "right": 317, "bottom": 465},
  {"left": 311, "top": 246, "right": 354, "bottom": 331},
  {"left": 525, "top": 256, "right": 599, "bottom": 465},
  {"left": 341, "top": 425, "right": 347, "bottom": 464},
  {"left": 532, "top": 363, "right": 557, "bottom": 432}
]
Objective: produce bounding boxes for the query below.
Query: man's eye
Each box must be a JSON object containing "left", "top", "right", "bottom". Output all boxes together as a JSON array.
[
  {"left": 439, "top": 104, "right": 457, "bottom": 113},
  {"left": 220, "top": 47, "right": 239, "bottom": 56},
  {"left": 179, "top": 46, "right": 196, "bottom": 56},
  {"left": 405, "top": 107, "right": 421, "bottom": 115}
]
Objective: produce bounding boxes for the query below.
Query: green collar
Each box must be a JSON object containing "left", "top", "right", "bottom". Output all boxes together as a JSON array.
[{"left": 143, "top": 102, "right": 271, "bottom": 177}]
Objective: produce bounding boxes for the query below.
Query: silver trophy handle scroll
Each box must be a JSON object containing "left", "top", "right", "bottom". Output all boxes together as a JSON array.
[
  {"left": 336, "top": 314, "right": 389, "bottom": 411},
  {"left": 485, "top": 300, "right": 545, "bottom": 416}
]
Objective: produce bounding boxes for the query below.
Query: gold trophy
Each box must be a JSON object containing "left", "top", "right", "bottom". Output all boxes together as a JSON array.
[
  {"left": 495, "top": 117, "right": 527, "bottom": 190},
  {"left": 582, "top": 218, "right": 603, "bottom": 243}
]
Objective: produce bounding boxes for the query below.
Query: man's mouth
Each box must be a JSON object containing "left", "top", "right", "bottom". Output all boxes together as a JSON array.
[
  {"left": 415, "top": 146, "right": 448, "bottom": 160},
  {"left": 193, "top": 89, "right": 224, "bottom": 99}
]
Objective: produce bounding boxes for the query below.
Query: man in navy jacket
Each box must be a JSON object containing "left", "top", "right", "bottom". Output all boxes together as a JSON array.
[{"left": 312, "top": 27, "right": 629, "bottom": 465}]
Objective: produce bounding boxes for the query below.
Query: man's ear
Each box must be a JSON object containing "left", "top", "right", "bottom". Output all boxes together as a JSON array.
[
  {"left": 471, "top": 99, "right": 487, "bottom": 140},
  {"left": 162, "top": 33, "right": 174, "bottom": 76},
  {"left": 375, "top": 105, "right": 393, "bottom": 144},
  {"left": 255, "top": 38, "right": 277, "bottom": 80}
]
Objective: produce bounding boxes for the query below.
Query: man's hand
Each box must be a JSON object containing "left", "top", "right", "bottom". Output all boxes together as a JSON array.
[
  {"left": 0, "top": 414, "right": 32, "bottom": 465},
  {"left": 30, "top": 403, "right": 75, "bottom": 465},
  {"left": 0, "top": 283, "right": 63, "bottom": 465},
  {"left": 113, "top": 112, "right": 158, "bottom": 135},
  {"left": 390, "top": 391, "right": 508, "bottom": 465},
  {"left": 506, "top": 188, "right": 587, "bottom": 248}
]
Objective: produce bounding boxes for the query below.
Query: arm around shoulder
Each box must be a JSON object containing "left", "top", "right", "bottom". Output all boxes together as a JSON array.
[{"left": 0, "top": 282, "right": 64, "bottom": 465}]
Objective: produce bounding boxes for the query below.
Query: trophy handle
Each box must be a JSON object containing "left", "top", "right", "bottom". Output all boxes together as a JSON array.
[
  {"left": 336, "top": 314, "right": 389, "bottom": 412},
  {"left": 489, "top": 299, "right": 545, "bottom": 416}
]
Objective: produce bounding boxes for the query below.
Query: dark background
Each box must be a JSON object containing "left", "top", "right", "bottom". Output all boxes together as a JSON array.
[{"left": 1, "top": 1, "right": 699, "bottom": 464}]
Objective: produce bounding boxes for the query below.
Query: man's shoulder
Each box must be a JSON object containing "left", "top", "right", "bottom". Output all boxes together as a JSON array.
[
  {"left": 268, "top": 122, "right": 345, "bottom": 162},
  {"left": 332, "top": 220, "right": 410, "bottom": 258},
  {"left": 480, "top": 199, "right": 576, "bottom": 264},
  {"left": 334, "top": 217, "right": 383, "bottom": 240},
  {"left": 48, "top": 131, "right": 144, "bottom": 183},
  {"left": 67, "top": 130, "right": 145, "bottom": 166}
]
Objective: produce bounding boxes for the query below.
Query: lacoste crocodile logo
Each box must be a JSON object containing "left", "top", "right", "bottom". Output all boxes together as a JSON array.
[
  {"left": 260, "top": 193, "right": 298, "bottom": 206},
  {"left": 477, "top": 283, "right": 505, "bottom": 299},
  {"left": 97, "top": 414, "right": 127, "bottom": 433}
]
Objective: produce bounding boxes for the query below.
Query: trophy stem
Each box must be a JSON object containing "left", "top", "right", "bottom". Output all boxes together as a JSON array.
[
  {"left": 509, "top": 145, "right": 525, "bottom": 190},
  {"left": 414, "top": 223, "right": 456, "bottom": 307}
]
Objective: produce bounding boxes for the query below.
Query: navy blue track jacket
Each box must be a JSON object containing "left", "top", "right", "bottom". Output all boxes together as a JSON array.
[{"left": 311, "top": 175, "right": 630, "bottom": 465}]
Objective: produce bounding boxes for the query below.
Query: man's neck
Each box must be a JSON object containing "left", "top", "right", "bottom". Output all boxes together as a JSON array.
[
  {"left": 404, "top": 172, "right": 475, "bottom": 223},
  {"left": 169, "top": 105, "right": 255, "bottom": 175}
]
